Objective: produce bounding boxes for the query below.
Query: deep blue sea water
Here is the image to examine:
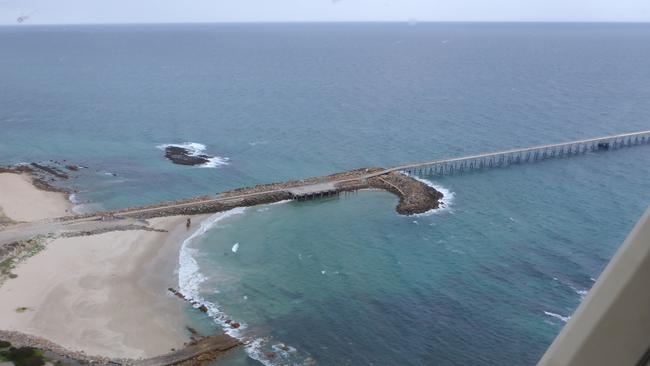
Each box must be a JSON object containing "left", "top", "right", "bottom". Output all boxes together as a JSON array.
[{"left": 1, "top": 23, "right": 650, "bottom": 365}]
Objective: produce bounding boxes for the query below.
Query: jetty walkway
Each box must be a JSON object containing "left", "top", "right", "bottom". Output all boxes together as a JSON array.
[{"left": 386, "top": 130, "right": 650, "bottom": 177}]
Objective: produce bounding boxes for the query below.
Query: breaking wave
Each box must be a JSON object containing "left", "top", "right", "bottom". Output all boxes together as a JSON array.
[
  {"left": 178, "top": 207, "right": 307, "bottom": 366},
  {"left": 544, "top": 311, "right": 570, "bottom": 323},
  {"left": 552, "top": 277, "right": 590, "bottom": 301},
  {"left": 68, "top": 193, "right": 103, "bottom": 215}
]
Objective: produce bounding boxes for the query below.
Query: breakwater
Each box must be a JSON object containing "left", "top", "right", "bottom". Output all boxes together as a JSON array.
[
  {"left": 6, "top": 130, "right": 649, "bottom": 224},
  {"left": 90, "top": 168, "right": 443, "bottom": 220},
  {"left": 56, "top": 131, "right": 650, "bottom": 221}
]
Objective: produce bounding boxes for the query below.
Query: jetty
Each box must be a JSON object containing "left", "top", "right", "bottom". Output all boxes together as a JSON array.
[
  {"left": 389, "top": 130, "right": 650, "bottom": 177},
  {"left": 2, "top": 130, "right": 648, "bottom": 229},
  {"left": 102, "top": 130, "right": 649, "bottom": 219}
]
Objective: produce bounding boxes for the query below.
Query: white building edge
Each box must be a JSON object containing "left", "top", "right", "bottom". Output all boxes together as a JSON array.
[{"left": 539, "top": 206, "right": 650, "bottom": 366}]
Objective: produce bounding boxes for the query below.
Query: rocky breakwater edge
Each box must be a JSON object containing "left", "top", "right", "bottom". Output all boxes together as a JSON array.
[{"left": 79, "top": 167, "right": 444, "bottom": 221}]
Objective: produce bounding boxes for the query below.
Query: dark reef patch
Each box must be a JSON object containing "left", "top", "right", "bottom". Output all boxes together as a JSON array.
[{"left": 163, "top": 146, "right": 213, "bottom": 166}]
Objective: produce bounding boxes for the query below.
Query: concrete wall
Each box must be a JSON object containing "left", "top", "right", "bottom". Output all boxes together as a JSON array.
[{"left": 538, "top": 206, "right": 650, "bottom": 366}]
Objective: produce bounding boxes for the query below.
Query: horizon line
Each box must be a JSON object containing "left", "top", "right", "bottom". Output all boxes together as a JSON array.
[{"left": 2, "top": 20, "right": 650, "bottom": 27}]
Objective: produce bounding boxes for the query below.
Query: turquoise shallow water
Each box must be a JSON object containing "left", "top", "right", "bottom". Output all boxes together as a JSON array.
[
  {"left": 190, "top": 148, "right": 650, "bottom": 366},
  {"left": 1, "top": 23, "right": 650, "bottom": 365}
]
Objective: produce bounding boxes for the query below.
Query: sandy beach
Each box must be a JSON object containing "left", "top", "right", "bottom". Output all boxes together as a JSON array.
[
  {"left": 0, "top": 215, "right": 201, "bottom": 359},
  {"left": 0, "top": 173, "right": 72, "bottom": 222},
  {"left": 0, "top": 172, "right": 207, "bottom": 359}
]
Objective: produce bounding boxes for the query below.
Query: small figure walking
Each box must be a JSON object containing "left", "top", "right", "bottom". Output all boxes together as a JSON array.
[{"left": 186, "top": 218, "right": 191, "bottom": 229}]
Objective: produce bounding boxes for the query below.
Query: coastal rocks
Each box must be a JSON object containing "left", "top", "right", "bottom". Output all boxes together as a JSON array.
[
  {"left": 366, "top": 171, "right": 443, "bottom": 215},
  {"left": 163, "top": 146, "right": 212, "bottom": 166},
  {"left": 0, "top": 161, "right": 83, "bottom": 193},
  {"left": 168, "top": 287, "right": 242, "bottom": 328},
  {"left": 167, "top": 288, "right": 209, "bottom": 314},
  {"left": 0, "top": 165, "right": 32, "bottom": 174},
  {"left": 133, "top": 334, "right": 241, "bottom": 366},
  {"left": 30, "top": 163, "right": 69, "bottom": 179},
  {"left": 30, "top": 177, "right": 66, "bottom": 193},
  {"left": 169, "top": 287, "right": 186, "bottom": 300},
  {"left": 1, "top": 329, "right": 241, "bottom": 366}
]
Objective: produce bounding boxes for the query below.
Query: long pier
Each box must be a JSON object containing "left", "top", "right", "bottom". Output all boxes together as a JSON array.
[
  {"left": 1, "top": 130, "right": 648, "bottom": 240},
  {"left": 385, "top": 130, "right": 650, "bottom": 177}
]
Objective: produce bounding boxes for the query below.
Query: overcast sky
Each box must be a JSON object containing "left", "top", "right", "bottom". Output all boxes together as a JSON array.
[{"left": 1, "top": 0, "right": 650, "bottom": 25}]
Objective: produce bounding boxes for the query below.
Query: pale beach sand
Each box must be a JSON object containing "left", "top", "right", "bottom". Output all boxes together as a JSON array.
[
  {"left": 0, "top": 173, "right": 72, "bottom": 222},
  {"left": 0, "top": 215, "right": 204, "bottom": 359}
]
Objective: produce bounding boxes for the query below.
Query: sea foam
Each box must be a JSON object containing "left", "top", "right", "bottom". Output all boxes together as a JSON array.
[
  {"left": 179, "top": 208, "right": 245, "bottom": 302},
  {"left": 157, "top": 142, "right": 230, "bottom": 168},
  {"left": 69, "top": 193, "right": 83, "bottom": 214},
  {"left": 69, "top": 193, "right": 103, "bottom": 215},
  {"left": 178, "top": 207, "right": 302, "bottom": 366}
]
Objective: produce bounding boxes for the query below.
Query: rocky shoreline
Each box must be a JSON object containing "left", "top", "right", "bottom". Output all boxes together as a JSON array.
[
  {"left": 0, "top": 330, "right": 124, "bottom": 364},
  {"left": 0, "top": 162, "right": 75, "bottom": 194},
  {"left": 0, "top": 329, "right": 240, "bottom": 366},
  {"left": 0, "top": 231, "right": 243, "bottom": 366}
]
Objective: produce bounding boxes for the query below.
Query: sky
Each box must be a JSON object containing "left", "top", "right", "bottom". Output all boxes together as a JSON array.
[{"left": 1, "top": 0, "right": 650, "bottom": 25}]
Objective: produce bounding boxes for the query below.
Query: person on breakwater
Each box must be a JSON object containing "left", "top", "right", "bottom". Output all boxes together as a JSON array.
[{"left": 186, "top": 218, "right": 191, "bottom": 229}]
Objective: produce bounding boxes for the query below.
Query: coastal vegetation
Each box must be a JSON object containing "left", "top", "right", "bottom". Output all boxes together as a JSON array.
[
  {"left": 0, "top": 341, "right": 48, "bottom": 366},
  {"left": 0, "top": 236, "right": 47, "bottom": 286}
]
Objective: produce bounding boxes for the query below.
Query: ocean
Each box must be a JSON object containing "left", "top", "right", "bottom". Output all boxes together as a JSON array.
[{"left": 1, "top": 23, "right": 650, "bottom": 365}]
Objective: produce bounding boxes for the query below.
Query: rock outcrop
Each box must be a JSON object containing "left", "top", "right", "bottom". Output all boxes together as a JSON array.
[{"left": 163, "top": 146, "right": 212, "bottom": 166}]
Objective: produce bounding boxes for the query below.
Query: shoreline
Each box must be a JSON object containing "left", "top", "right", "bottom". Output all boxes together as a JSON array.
[
  {"left": 0, "top": 171, "right": 241, "bottom": 363},
  {"left": 0, "top": 216, "right": 197, "bottom": 359}
]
